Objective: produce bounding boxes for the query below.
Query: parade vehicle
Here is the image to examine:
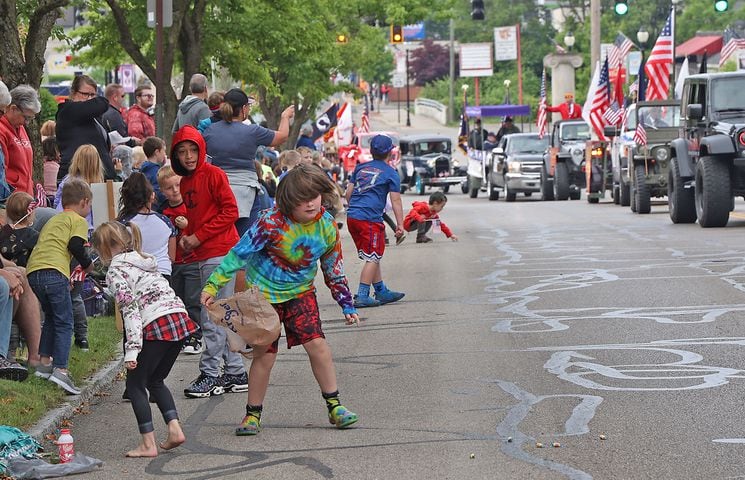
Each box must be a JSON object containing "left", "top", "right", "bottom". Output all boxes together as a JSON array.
[
  {"left": 339, "top": 131, "right": 401, "bottom": 176},
  {"left": 486, "top": 133, "right": 549, "bottom": 201},
  {"left": 583, "top": 139, "right": 613, "bottom": 204},
  {"left": 668, "top": 72, "right": 745, "bottom": 227},
  {"left": 605, "top": 100, "right": 680, "bottom": 214},
  {"left": 540, "top": 119, "right": 592, "bottom": 201},
  {"left": 397, "top": 134, "right": 467, "bottom": 195}
]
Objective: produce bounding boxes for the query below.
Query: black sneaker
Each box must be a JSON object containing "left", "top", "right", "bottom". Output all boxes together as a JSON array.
[
  {"left": 75, "top": 338, "right": 89, "bottom": 351},
  {"left": 0, "top": 356, "right": 28, "bottom": 382},
  {"left": 184, "top": 373, "right": 224, "bottom": 398},
  {"left": 221, "top": 372, "right": 248, "bottom": 393}
]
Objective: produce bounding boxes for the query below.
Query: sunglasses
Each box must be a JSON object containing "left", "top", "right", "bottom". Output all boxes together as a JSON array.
[{"left": 76, "top": 91, "right": 97, "bottom": 99}]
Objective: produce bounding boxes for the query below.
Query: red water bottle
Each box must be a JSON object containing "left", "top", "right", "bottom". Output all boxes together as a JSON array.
[{"left": 57, "top": 428, "right": 74, "bottom": 463}]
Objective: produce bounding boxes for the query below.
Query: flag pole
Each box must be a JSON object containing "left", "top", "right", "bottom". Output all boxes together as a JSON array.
[
  {"left": 670, "top": 5, "right": 676, "bottom": 95},
  {"left": 517, "top": 23, "right": 523, "bottom": 105}
]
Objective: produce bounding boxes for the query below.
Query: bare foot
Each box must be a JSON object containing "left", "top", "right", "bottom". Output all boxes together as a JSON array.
[
  {"left": 160, "top": 432, "right": 185, "bottom": 451},
  {"left": 125, "top": 444, "right": 158, "bottom": 458}
]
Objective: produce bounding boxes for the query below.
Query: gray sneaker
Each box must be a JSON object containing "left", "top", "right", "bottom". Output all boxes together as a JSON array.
[
  {"left": 34, "top": 364, "right": 53, "bottom": 379},
  {"left": 0, "top": 356, "right": 28, "bottom": 382},
  {"left": 49, "top": 369, "right": 82, "bottom": 395}
]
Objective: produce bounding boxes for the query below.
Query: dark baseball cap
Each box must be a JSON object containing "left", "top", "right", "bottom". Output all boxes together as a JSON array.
[
  {"left": 370, "top": 134, "right": 394, "bottom": 155},
  {"left": 224, "top": 88, "right": 249, "bottom": 108}
]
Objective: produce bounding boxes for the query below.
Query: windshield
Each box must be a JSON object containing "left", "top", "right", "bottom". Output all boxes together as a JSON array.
[
  {"left": 711, "top": 77, "right": 745, "bottom": 113},
  {"left": 637, "top": 105, "right": 680, "bottom": 128},
  {"left": 560, "top": 123, "right": 591, "bottom": 141},
  {"left": 625, "top": 107, "right": 637, "bottom": 130},
  {"left": 360, "top": 134, "right": 400, "bottom": 149},
  {"left": 507, "top": 136, "right": 548, "bottom": 154},
  {"left": 413, "top": 141, "right": 451, "bottom": 155}
]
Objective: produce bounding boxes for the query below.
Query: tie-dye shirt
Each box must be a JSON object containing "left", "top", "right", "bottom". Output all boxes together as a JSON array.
[{"left": 203, "top": 206, "right": 356, "bottom": 314}]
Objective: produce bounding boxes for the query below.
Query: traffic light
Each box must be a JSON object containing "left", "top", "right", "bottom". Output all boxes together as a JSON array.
[
  {"left": 471, "top": 0, "right": 485, "bottom": 20},
  {"left": 614, "top": 0, "right": 628, "bottom": 15},
  {"left": 714, "top": 0, "right": 729, "bottom": 11},
  {"left": 336, "top": 33, "right": 348, "bottom": 43},
  {"left": 390, "top": 25, "right": 404, "bottom": 44}
]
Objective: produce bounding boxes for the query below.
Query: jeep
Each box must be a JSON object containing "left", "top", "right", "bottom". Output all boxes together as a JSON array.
[
  {"left": 669, "top": 72, "right": 745, "bottom": 227},
  {"left": 540, "top": 119, "right": 592, "bottom": 200}
]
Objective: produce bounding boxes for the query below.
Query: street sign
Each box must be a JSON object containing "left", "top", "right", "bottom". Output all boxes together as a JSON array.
[
  {"left": 392, "top": 73, "right": 406, "bottom": 88},
  {"left": 460, "top": 43, "right": 493, "bottom": 77},
  {"left": 146, "top": 0, "right": 173, "bottom": 28}
]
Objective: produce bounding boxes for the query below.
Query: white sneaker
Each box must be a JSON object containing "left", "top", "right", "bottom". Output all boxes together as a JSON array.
[{"left": 182, "top": 337, "right": 203, "bottom": 355}]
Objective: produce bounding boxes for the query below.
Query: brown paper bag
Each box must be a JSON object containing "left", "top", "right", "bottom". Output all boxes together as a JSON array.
[{"left": 205, "top": 286, "right": 281, "bottom": 348}]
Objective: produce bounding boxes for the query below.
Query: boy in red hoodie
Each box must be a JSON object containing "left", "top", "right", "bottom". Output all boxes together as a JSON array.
[
  {"left": 170, "top": 125, "right": 247, "bottom": 398},
  {"left": 403, "top": 191, "right": 458, "bottom": 244}
]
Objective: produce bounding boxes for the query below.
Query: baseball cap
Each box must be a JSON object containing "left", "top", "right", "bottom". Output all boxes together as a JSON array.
[
  {"left": 370, "top": 134, "right": 394, "bottom": 155},
  {"left": 224, "top": 88, "right": 250, "bottom": 108}
]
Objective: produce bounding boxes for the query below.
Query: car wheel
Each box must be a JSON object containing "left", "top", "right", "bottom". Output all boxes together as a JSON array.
[
  {"left": 613, "top": 185, "right": 620, "bottom": 205},
  {"left": 695, "top": 156, "right": 731, "bottom": 227},
  {"left": 630, "top": 180, "right": 637, "bottom": 212},
  {"left": 461, "top": 180, "right": 469, "bottom": 194},
  {"left": 554, "top": 162, "right": 570, "bottom": 200},
  {"left": 634, "top": 164, "right": 651, "bottom": 214},
  {"left": 540, "top": 167, "right": 554, "bottom": 201},
  {"left": 505, "top": 177, "right": 516, "bottom": 202},
  {"left": 488, "top": 176, "right": 500, "bottom": 201},
  {"left": 668, "top": 158, "right": 696, "bottom": 224},
  {"left": 442, "top": 185, "right": 450, "bottom": 193},
  {"left": 570, "top": 190, "right": 581, "bottom": 200},
  {"left": 619, "top": 177, "right": 631, "bottom": 206}
]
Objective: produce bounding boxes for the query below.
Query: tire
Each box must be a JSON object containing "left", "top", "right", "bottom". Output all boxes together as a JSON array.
[
  {"left": 668, "top": 158, "right": 697, "bottom": 224},
  {"left": 488, "top": 176, "right": 500, "bottom": 201},
  {"left": 588, "top": 196, "right": 599, "bottom": 204},
  {"left": 634, "top": 164, "right": 651, "bottom": 214},
  {"left": 442, "top": 185, "right": 450, "bottom": 193},
  {"left": 468, "top": 175, "right": 479, "bottom": 198},
  {"left": 695, "top": 156, "right": 731, "bottom": 227},
  {"left": 613, "top": 186, "right": 620, "bottom": 205},
  {"left": 554, "top": 162, "right": 570, "bottom": 200},
  {"left": 415, "top": 175, "right": 426, "bottom": 195},
  {"left": 570, "top": 190, "right": 581, "bottom": 200},
  {"left": 461, "top": 180, "right": 469, "bottom": 194},
  {"left": 619, "top": 178, "right": 630, "bottom": 207},
  {"left": 630, "top": 181, "right": 637, "bottom": 212},
  {"left": 540, "top": 167, "right": 554, "bottom": 201},
  {"left": 505, "top": 177, "right": 516, "bottom": 202}
]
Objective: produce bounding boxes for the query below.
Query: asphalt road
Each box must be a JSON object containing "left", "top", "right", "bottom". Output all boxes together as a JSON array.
[{"left": 54, "top": 188, "right": 745, "bottom": 480}]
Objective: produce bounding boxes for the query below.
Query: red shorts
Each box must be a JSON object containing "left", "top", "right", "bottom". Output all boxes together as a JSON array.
[
  {"left": 346, "top": 217, "right": 385, "bottom": 263},
  {"left": 267, "top": 293, "right": 324, "bottom": 354}
]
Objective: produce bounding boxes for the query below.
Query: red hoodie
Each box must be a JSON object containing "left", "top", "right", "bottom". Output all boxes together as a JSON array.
[
  {"left": 403, "top": 201, "right": 453, "bottom": 238},
  {"left": 0, "top": 116, "right": 33, "bottom": 194},
  {"left": 170, "top": 125, "right": 239, "bottom": 262}
]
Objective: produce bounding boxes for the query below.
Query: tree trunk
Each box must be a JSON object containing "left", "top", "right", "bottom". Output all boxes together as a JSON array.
[
  {"left": 178, "top": 0, "right": 207, "bottom": 100},
  {"left": 0, "top": 0, "right": 70, "bottom": 186}
]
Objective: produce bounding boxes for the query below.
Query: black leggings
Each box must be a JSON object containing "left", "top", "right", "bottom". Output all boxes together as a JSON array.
[{"left": 126, "top": 339, "right": 183, "bottom": 434}]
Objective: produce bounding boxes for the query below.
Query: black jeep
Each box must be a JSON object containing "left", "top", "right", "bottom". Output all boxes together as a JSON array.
[{"left": 669, "top": 72, "right": 745, "bottom": 227}]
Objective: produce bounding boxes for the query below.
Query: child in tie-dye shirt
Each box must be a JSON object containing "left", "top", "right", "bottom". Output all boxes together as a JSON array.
[{"left": 202, "top": 163, "right": 360, "bottom": 436}]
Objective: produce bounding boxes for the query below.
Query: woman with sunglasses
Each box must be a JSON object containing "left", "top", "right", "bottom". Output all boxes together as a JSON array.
[{"left": 55, "top": 74, "right": 116, "bottom": 181}]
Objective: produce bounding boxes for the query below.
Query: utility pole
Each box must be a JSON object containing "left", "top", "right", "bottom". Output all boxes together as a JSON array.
[
  {"left": 448, "top": 18, "right": 455, "bottom": 124},
  {"left": 591, "top": 0, "right": 600, "bottom": 75},
  {"left": 155, "top": 0, "right": 165, "bottom": 139},
  {"left": 406, "top": 49, "right": 411, "bottom": 127}
]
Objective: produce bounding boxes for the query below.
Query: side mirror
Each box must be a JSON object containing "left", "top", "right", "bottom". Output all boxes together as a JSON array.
[
  {"left": 493, "top": 147, "right": 504, "bottom": 155},
  {"left": 687, "top": 104, "right": 703, "bottom": 120},
  {"left": 603, "top": 125, "right": 618, "bottom": 138}
]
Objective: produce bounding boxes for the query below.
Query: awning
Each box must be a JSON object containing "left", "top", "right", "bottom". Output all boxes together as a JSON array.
[
  {"left": 676, "top": 35, "right": 722, "bottom": 57},
  {"left": 466, "top": 104, "right": 531, "bottom": 118}
]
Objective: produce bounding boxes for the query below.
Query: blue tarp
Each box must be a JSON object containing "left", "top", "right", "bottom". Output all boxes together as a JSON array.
[{"left": 466, "top": 104, "right": 531, "bottom": 118}]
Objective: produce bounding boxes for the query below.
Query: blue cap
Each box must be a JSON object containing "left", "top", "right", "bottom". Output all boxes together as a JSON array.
[{"left": 370, "top": 134, "right": 394, "bottom": 156}]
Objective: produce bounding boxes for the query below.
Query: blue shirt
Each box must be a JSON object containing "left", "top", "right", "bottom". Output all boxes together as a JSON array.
[
  {"left": 203, "top": 121, "right": 275, "bottom": 172},
  {"left": 346, "top": 160, "right": 400, "bottom": 222}
]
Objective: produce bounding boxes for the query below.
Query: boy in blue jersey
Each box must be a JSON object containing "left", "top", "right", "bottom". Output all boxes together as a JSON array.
[{"left": 344, "top": 135, "right": 405, "bottom": 308}]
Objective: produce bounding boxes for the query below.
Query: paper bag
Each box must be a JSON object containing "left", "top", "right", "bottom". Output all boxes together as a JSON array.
[{"left": 206, "top": 286, "right": 281, "bottom": 348}]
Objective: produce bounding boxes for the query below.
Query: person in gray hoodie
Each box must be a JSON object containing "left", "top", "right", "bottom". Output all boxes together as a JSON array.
[{"left": 172, "top": 73, "right": 211, "bottom": 133}]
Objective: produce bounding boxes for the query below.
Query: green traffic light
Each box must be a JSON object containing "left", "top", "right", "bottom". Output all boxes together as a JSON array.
[
  {"left": 614, "top": 1, "right": 628, "bottom": 15},
  {"left": 714, "top": 0, "right": 729, "bottom": 11}
]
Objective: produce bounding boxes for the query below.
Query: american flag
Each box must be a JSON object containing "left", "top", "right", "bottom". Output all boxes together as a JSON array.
[
  {"left": 634, "top": 121, "right": 647, "bottom": 146},
  {"left": 588, "top": 58, "right": 611, "bottom": 140},
  {"left": 607, "top": 32, "right": 634, "bottom": 71},
  {"left": 359, "top": 94, "right": 370, "bottom": 134},
  {"left": 536, "top": 68, "right": 547, "bottom": 139},
  {"left": 645, "top": 10, "right": 674, "bottom": 101},
  {"left": 719, "top": 33, "right": 745, "bottom": 68},
  {"left": 603, "top": 101, "right": 623, "bottom": 126},
  {"left": 604, "top": 62, "right": 625, "bottom": 126}
]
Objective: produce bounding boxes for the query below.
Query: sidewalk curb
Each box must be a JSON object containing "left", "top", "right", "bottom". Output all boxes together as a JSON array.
[{"left": 28, "top": 353, "right": 124, "bottom": 442}]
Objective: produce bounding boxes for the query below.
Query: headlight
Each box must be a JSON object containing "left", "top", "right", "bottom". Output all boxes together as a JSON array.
[
  {"left": 572, "top": 148, "right": 584, "bottom": 160},
  {"left": 653, "top": 146, "right": 669, "bottom": 162},
  {"left": 427, "top": 158, "right": 436, "bottom": 168},
  {"left": 508, "top": 161, "right": 521, "bottom": 173},
  {"left": 452, "top": 158, "right": 460, "bottom": 167}
]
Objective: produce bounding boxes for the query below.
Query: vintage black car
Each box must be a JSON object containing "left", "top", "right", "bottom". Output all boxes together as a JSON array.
[
  {"left": 397, "top": 134, "right": 467, "bottom": 195},
  {"left": 486, "top": 133, "right": 549, "bottom": 201}
]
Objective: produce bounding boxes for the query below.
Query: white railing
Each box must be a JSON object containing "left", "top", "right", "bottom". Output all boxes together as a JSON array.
[{"left": 414, "top": 98, "right": 448, "bottom": 125}]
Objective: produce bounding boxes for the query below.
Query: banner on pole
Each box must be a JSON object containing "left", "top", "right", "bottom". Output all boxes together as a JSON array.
[
  {"left": 460, "top": 43, "right": 493, "bottom": 77},
  {"left": 494, "top": 26, "right": 518, "bottom": 61}
]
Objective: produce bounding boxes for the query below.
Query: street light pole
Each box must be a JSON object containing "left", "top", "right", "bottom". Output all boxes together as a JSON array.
[
  {"left": 405, "top": 49, "right": 411, "bottom": 127},
  {"left": 448, "top": 18, "right": 455, "bottom": 124}
]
